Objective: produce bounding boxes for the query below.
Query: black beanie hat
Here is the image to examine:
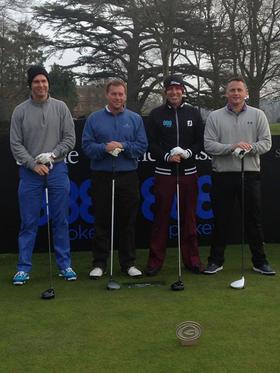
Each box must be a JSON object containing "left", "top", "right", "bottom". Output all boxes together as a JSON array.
[
  {"left": 27, "top": 65, "right": 50, "bottom": 87},
  {"left": 164, "top": 75, "right": 185, "bottom": 90}
]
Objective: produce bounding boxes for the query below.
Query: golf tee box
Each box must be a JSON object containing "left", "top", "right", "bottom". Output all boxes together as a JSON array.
[{"left": 176, "top": 321, "right": 202, "bottom": 346}]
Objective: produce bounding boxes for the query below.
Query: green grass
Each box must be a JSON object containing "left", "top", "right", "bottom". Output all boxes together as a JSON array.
[
  {"left": 269, "top": 123, "right": 280, "bottom": 135},
  {"left": 0, "top": 246, "right": 279, "bottom": 373}
]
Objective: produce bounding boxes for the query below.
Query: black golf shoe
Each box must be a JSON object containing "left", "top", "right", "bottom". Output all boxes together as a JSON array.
[
  {"left": 145, "top": 267, "right": 161, "bottom": 276},
  {"left": 185, "top": 264, "right": 205, "bottom": 274},
  {"left": 253, "top": 264, "right": 276, "bottom": 275},
  {"left": 203, "top": 263, "right": 223, "bottom": 275}
]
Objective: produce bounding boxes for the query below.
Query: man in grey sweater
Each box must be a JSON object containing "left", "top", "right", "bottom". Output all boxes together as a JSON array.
[
  {"left": 10, "top": 65, "right": 77, "bottom": 285},
  {"left": 204, "top": 77, "right": 276, "bottom": 275}
]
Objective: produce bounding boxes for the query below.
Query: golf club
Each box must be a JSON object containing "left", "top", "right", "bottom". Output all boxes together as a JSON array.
[
  {"left": 170, "top": 165, "right": 184, "bottom": 290},
  {"left": 230, "top": 156, "right": 245, "bottom": 290},
  {"left": 107, "top": 160, "right": 121, "bottom": 291},
  {"left": 41, "top": 183, "right": 55, "bottom": 299},
  {"left": 123, "top": 280, "right": 166, "bottom": 288}
]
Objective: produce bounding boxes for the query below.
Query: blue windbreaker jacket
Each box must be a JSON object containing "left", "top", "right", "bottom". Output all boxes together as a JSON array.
[{"left": 82, "top": 107, "right": 148, "bottom": 172}]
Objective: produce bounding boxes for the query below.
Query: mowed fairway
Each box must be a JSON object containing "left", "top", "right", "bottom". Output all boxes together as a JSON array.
[{"left": 0, "top": 245, "right": 279, "bottom": 373}]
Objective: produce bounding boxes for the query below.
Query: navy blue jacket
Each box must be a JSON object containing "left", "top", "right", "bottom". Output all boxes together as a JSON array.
[{"left": 147, "top": 102, "right": 204, "bottom": 176}]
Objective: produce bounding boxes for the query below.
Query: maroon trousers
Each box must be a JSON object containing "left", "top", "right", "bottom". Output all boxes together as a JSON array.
[{"left": 147, "top": 174, "right": 202, "bottom": 270}]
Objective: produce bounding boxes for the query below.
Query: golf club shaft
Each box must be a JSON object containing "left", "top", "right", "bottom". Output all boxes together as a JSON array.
[
  {"left": 175, "top": 109, "right": 182, "bottom": 282},
  {"left": 45, "top": 185, "right": 53, "bottom": 288},
  {"left": 110, "top": 177, "right": 115, "bottom": 279},
  {"left": 176, "top": 168, "right": 182, "bottom": 280},
  {"left": 241, "top": 157, "right": 245, "bottom": 277},
  {"left": 109, "top": 156, "right": 117, "bottom": 281}
]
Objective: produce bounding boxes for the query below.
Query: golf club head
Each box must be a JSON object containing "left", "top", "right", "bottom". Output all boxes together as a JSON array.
[
  {"left": 41, "top": 288, "right": 55, "bottom": 300},
  {"left": 170, "top": 280, "right": 184, "bottom": 291},
  {"left": 107, "top": 280, "right": 121, "bottom": 291},
  {"left": 230, "top": 276, "right": 245, "bottom": 290}
]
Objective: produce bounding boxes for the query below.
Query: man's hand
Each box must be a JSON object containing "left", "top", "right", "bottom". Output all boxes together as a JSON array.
[
  {"left": 105, "top": 141, "right": 123, "bottom": 153},
  {"left": 231, "top": 142, "right": 252, "bottom": 152},
  {"left": 170, "top": 146, "right": 184, "bottom": 156},
  {"left": 34, "top": 164, "right": 49, "bottom": 175},
  {"left": 106, "top": 141, "right": 124, "bottom": 157},
  {"left": 232, "top": 147, "right": 251, "bottom": 159},
  {"left": 35, "top": 152, "right": 55, "bottom": 165},
  {"left": 168, "top": 154, "right": 181, "bottom": 163},
  {"left": 170, "top": 146, "right": 191, "bottom": 160},
  {"left": 110, "top": 148, "right": 123, "bottom": 157}
]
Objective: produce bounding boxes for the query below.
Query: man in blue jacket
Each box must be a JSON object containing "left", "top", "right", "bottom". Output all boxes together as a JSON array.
[{"left": 82, "top": 79, "right": 148, "bottom": 278}]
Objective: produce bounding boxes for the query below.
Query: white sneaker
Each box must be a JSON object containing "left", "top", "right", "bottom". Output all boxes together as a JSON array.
[
  {"left": 127, "top": 266, "right": 142, "bottom": 277},
  {"left": 89, "top": 267, "right": 103, "bottom": 279}
]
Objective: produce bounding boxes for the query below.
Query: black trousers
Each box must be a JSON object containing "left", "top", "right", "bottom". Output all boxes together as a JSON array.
[
  {"left": 209, "top": 172, "right": 267, "bottom": 267},
  {"left": 91, "top": 170, "right": 139, "bottom": 271}
]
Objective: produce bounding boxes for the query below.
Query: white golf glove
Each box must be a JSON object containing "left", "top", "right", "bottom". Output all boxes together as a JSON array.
[
  {"left": 35, "top": 152, "right": 55, "bottom": 165},
  {"left": 109, "top": 148, "right": 123, "bottom": 157},
  {"left": 170, "top": 146, "right": 192, "bottom": 159},
  {"left": 232, "top": 147, "right": 251, "bottom": 159}
]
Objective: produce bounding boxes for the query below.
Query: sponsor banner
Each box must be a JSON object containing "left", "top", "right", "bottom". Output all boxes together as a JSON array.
[{"left": 1, "top": 120, "right": 279, "bottom": 253}]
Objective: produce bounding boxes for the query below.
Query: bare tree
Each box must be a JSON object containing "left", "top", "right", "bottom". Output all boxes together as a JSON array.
[
  {"left": 223, "top": 0, "right": 280, "bottom": 107},
  {"left": 34, "top": 0, "right": 208, "bottom": 111}
]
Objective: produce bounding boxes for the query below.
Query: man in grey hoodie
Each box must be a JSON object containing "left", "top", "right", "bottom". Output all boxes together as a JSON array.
[
  {"left": 204, "top": 77, "right": 276, "bottom": 275},
  {"left": 10, "top": 65, "right": 77, "bottom": 285}
]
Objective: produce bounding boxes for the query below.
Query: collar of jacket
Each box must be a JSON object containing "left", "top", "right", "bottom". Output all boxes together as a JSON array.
[
  {"left": 226, "top": 102, "right": 247, "bottom": 113},
  {"left": 105, "top": 104, "right": 126, "bottom": 115},
  {"left": 166, "top": 101, "right": 185, "bottom": 110}
]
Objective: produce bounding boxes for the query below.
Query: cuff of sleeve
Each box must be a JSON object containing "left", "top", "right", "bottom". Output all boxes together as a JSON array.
[
  {"left": 226, "top": 145, "right": 234, "bottom": 154},
  {"left": 251, "top": 144, "right": 257, "bottom": 154},
  {"left": 185, "top": 148, "right": 192, "bottom": 158},
  {"left": 164, "top": 152, "right": 170, "bottom": 162},
  {"left": 29, "top": 160, "right": 37, "bottom": 170}
]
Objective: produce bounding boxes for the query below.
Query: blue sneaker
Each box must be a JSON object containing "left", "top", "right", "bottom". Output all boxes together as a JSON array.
[
  {"left": 13, "top": 271, "right": 30, "bottom": 285},
  {"left": 59, "top": 267, "right": 77, "bottom": 281}
]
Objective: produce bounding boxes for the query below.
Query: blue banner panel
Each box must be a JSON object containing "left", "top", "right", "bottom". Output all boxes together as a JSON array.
[{"left": 1, "top": 120, "right": 279, "bottom": 253}]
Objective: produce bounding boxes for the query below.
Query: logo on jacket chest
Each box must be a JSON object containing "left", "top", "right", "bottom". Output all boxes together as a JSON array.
[
  {"left": 162, "top": 120, "right": 173, "bottom": 128},
  {"left": 186, "top": 120, "right": 193, "bottom": 127}
]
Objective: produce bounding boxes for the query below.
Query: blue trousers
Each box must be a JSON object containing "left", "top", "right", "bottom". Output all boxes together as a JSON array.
[{"left": 17, "top": 162, "right": 72, "bottom": 272}]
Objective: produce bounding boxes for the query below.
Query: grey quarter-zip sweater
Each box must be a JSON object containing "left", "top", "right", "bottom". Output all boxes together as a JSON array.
[
  {"left": 10, "top": 96, "right": 75, "bottom": 170},
  {"left": 204, "top": 105, "right": 271, "bottom": 172}
]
